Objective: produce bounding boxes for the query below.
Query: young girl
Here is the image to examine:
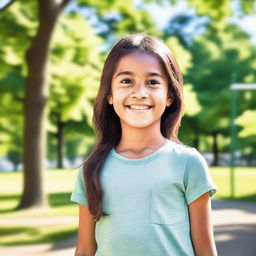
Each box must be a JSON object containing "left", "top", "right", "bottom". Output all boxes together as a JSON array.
[{"left": 71, "top": 33, "right": 218, "bottom": 256}]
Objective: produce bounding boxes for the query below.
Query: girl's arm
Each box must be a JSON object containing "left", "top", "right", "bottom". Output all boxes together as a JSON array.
[
  {"left": 188, "top": 192, "right": 218, "bottom": 256},
  {"left": 75, "top": 204, "right": 97, "bottom": 256}
]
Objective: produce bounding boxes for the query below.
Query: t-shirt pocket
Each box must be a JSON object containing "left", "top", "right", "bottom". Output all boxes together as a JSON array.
[{"left": 150, "top": 187, "right": 186, "bottom": 226}]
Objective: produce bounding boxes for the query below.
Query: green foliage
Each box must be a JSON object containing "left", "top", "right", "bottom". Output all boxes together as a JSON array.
[
  {"left": 64, "top": 119, "right": 95, "bottom": 161},
  {"left": 0, "top": 1, "right": 37, "bottom": 162},
  {"left": 240, "top": 0, "right": 256, "bottom": 14},
  {"left": 188, "top": 0, "right": 256, "bottom": 20},
  {"left": 6, "top": 150, "right": 22, "bottom": 171},
  {"left": 113, "top": 7, "right": 160, "bottom": 36},
  {"left": 49, "top": 13, "right": 102, "bottom": 125},
  {"left": 188, "top": 0, "right": 232, "bottom": 21},
  {"left": 183, "top": 84, "right": 202, "bottom": 116},
  {"left": 65, "top": 135, "right": 95, "bottom": 163},
  {"left": 77, "top": 0, "right": 123, "bottom": 11},
  {"left": 165, "top": 36, "right": 192, "bottom": 74},
  {"left": 0, "top": 2, "right": 103, "bottom": 164},
  {"left": 235, "top": 110, "right": 256, "bottom": 138},
  {"left": 164, "top": 36, "right": 201, "bottom": 119},
  {"left": 186, "top": 23, "right": 256, "bottom": 141},
  {"left": 46, "top": 12, "right": 103, "bottom": 163}
]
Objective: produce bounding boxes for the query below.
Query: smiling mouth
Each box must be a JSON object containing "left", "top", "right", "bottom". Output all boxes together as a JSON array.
[{"left": 125, "top": 105, "right": 153, "bottom": 110}]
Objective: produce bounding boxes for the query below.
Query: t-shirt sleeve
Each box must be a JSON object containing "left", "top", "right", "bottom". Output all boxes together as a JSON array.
[
  {"left": 70, "top": 167, "right": 88, "bottom": 206},
  {"left": 184, "top": 148, "right": 217, "bottom": 205}
]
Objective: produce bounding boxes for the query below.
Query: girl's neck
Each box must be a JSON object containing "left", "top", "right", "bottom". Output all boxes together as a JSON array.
[{"left": 115, "top": 124, "right": 167, "bottom": 157}]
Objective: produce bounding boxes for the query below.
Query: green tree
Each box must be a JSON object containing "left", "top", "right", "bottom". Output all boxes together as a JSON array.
[
  {"left": 187, "top": 23, "right": 256, "bottom": 164},
  {"left": 161, "top": 0, "right": 256, "bottom": 163},
  {"left": 164, "top": 36, "right": 203, "bottom": 146},
  {"left": 48, "top": 13, "right": 102, "bottom": 168},
  {"left": 16, "top": 0, "right": 72, "bottom": 209},
  {"left": 0, "top": 0, "right": 35, "bottom": 169},
  {"left": 236, "top": 110, "right": 256, "bottom": 138}
]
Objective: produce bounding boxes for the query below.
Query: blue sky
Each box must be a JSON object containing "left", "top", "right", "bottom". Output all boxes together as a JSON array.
[{"left": 0, "top": 0, "right": 10, "bottom": 9}]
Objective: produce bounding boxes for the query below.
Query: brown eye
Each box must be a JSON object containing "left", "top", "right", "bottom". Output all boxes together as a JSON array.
[
  {"left": 147, "top": 80, "right": 160, "bottom": 85},
  {"left": 120, "top": 79, "right": 132, "bottom": 84}
]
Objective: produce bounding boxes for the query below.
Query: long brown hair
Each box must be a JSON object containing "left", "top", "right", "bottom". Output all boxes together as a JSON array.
[{"left": 83, "top": 33, "right": 184, "bottom": 221}]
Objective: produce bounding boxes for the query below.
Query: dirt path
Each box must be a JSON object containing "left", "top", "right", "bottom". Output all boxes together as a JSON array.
[{"left": 212, "top": 200, "right": 256, "bottom": 256}]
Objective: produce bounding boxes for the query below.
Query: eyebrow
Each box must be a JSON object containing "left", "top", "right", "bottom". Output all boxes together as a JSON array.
[{"left": 115, "top": 71, "right": 163, "bottom": 78}]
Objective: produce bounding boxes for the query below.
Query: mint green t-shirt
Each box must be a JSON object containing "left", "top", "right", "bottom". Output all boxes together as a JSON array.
[{"left": 70, "top": 139, "right": 217, "bottom": 256}]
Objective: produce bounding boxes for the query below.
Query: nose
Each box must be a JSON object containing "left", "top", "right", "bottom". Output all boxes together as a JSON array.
[{"left": 130, "top": 83, "right": 148, "bottom": 99}]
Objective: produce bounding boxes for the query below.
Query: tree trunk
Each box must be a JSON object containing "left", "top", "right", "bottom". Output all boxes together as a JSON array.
[
  {"left": 17, "top": 0, "right": 69, "bottom": 210},
  {"left": 212, "top": 131, "right": 219, "bottom": 166},
  {"left": 57, "top": 113, "right": 65, "bottom": 169}
]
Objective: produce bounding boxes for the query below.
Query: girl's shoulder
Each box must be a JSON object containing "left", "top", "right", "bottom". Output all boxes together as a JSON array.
[
  {"left": 167, "top": 140, "right": 206, "bottom": 164},
  {"left": 167, "top": 139, "right": 197, "bottom": 155}
]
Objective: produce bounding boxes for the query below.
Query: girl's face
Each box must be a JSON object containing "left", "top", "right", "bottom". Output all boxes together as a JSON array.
[{"left": 108, "top": 51, "right": 173, "bottom": 131}]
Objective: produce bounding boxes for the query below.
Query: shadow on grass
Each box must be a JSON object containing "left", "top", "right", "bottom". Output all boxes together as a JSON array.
[
  {"left": 0, "top": 226, "right": 77, "bottom": 246},
  {"left": 0, "top": 226, "right": 36, "bottom": 237},
  {"left": 0, "top": 194, "right": 21, "bottom": 214},
  {"left": 0, "top": 195, "right": 19, "bottom": 201},
  {"left": 48, "top": 192, "right": 74, "bottom": 207},
  {"left": 0, "top": 192, "right": 73, "bottom": 214}
]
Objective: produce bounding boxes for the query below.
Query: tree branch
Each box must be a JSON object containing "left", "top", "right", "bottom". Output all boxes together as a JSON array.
[{"left": 60, "top": 0, "right": 71, "bottom": 9}]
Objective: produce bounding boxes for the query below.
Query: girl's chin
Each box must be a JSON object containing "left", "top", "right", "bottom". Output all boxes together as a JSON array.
[{"left": 120, "top": 120, "right": 160, "bottom": 130}]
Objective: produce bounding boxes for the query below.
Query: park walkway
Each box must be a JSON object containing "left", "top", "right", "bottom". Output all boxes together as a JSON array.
[
  {"left": 0, "top": 199, "right": 256, "bottom": 256},
  {"left": 212, "top": 200, "right": 256, "bottom": 256}
]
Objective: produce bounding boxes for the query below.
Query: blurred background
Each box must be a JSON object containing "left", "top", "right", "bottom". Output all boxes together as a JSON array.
[{"left": 0, "top": 0, "right": 255, "bottom": 255}]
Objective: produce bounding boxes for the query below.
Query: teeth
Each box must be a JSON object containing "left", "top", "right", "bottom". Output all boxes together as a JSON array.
[{"left": 129, "top": 105, "right": 150, "bottom": 110}]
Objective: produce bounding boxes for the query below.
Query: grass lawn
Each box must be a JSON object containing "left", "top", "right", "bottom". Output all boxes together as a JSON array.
[
  {"left": 0, "top": 169, "right": 79, "bottom": 246},
  {"left": 210, "top": 166, "right": 256, "bottom": 202},
  {"left": 0, "top": 167, "right": 255, "bottom": 246}
]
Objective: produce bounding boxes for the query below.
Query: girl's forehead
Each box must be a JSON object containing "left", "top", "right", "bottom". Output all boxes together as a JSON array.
[{"left": 114, "top": 51, "right": 164, "bottom": 74}]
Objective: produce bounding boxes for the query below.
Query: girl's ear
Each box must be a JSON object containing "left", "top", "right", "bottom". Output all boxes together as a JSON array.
[
  {"left": 107, "top": 94, "right": 113, "bottom": 105},
  {"left": 166, "top": 94, "right": 174, "bottom": 107}
]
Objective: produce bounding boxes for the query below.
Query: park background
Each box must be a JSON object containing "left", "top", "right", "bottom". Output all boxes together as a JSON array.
[{"left": 0, "top": 0, "right": 256, "bottom": 255}]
